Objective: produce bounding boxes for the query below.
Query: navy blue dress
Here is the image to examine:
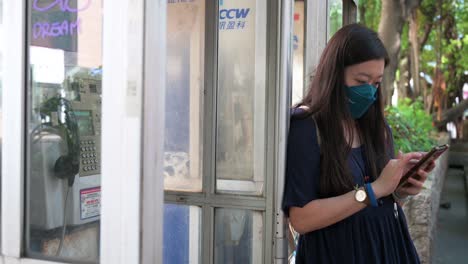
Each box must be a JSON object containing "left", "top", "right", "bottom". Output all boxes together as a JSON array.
[{"left": 282, "top": 109, "right": 420, "bottom": 264}]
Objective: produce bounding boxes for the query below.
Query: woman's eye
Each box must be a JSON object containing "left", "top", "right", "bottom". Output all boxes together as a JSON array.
[{"left": 356, "top": 80, "right": 367, "bottom": 84}]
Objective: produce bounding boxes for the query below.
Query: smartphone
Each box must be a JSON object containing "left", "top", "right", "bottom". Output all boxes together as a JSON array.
[{"left": 398, "top": 144, "right": 449, "bottom": 187}]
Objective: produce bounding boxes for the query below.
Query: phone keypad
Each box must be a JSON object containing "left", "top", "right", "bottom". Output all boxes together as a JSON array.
[{"left": 80, "top": 139, "right": 100, "bottom": 176}]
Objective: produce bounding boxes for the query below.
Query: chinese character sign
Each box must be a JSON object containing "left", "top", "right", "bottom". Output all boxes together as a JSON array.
[{"left": 219, "top": 0, "right": 252, "bottom": 31}]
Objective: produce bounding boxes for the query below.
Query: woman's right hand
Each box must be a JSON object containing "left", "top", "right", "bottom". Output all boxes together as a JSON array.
[{"left": 371, "top": 152, "right": 423, "bottom": 198}]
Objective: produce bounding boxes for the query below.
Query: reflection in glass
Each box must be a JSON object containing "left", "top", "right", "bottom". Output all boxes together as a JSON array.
[
  {"left": 163, "top": 204, "right": 201, "bottom": 264},
  {"left": 215, "top": 208, "right": 263, "bottom": 264},
  {"left": 164, "top": 0, "right": 205, "bottom": 192},
  {"left": 292, "top": 0, "right": 305, "bottom": 106},
  {"left": 216, "top": 0, "right": 266, "bottom": 196},
  {"left": 328, "top": 0, "right": 343, "bottom": 40},
  {"left": 26, "top": 0, "right": 102, "bottom": 262},
  {"left": 74, "top": 110, "right": 94, "bottom": 136}
]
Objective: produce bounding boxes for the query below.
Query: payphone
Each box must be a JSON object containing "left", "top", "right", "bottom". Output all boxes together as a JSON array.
[{"left": 29, "top": 70, "right": 101, "bottom": 234}]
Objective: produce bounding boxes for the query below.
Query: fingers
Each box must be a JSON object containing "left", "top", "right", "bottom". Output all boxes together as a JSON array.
[
  {"left": 396, "top": 167, "right": 428, "bottom": 197},
  {"left": 407, "top": 177, "right": 424, "bottom": 189},
  {"left": 400, "top": 176, "right": 425, "bottom": 196},
  {"left": 398, "top": 185, "right": 419, "bottom": 196},
  {"left": 398, "top": 152, "right": 426, "bottom": 161},
  {"left": 416, "top": 169, "right": 429, "bottom": 181},
  {"left": 394, "top": 151, "right": 430, "bottom": 197},
  {"left": 424, "top": 161, "right": 436, "bottom": 172}
]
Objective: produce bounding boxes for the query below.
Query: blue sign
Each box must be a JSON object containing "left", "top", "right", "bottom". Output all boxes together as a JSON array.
[
  {"left": 219, "top": 8, "right": 250, "bottom": 19},
  {"left": 219, "top": 8, "right": 250, "bottom": 31}
]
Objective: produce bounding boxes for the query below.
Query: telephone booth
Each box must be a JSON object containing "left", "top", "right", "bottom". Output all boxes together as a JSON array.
[{"left": 0, "top": 0, "right": 357, "bottom": 263}]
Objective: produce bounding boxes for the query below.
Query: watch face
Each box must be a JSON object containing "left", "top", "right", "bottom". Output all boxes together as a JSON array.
[{"left": 355, "top": 190, "right": 367, "bottom": 202}]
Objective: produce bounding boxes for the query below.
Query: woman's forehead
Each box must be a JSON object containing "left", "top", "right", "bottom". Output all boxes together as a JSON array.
[{"left": 346, "top": 59, "right": 385, "bottom": 78}]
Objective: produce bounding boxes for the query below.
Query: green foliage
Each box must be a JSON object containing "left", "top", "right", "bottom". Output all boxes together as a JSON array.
[
  {"left": 385, "top": 98, "right": 438, "bottom": 153},
  {"left": 358, "top": 0, "right": 381, "bottom": 31},
  {"left": 359, "top": 0, "right": 466, "bottom": 117},
  {"left": 418, "top": 0, "right": 468, "bottom": 95},
  {"left": 400, "top": 23, "right": 410, "bottom": 53},
  {"left": 441, "top": 0, "right": 467, "bottom": 94},
  {"left": 329, "top": 0, "right": 343, "bottom": 39}
]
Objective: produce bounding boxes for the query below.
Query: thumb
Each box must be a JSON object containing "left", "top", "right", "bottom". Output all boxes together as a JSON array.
[
  {"left": 401, "top": 152, "right": 422, "bottom": 164},
  {"left": 397, "top": 150, "right": 403, "bottom": 159}
]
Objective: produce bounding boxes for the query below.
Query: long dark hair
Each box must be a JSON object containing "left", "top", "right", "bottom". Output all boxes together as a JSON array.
[{"left": 298, "top": 24, "right": 391, "bottom": 197}]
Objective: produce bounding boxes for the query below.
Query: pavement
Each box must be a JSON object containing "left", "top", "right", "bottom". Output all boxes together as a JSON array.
[{"left": 433, "top": 164, "right": 468, "bottom": 263}]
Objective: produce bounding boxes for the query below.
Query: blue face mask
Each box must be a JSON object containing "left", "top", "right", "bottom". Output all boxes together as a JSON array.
[{"left": 345, "top": 83, "right": 378, "bottom": 119}]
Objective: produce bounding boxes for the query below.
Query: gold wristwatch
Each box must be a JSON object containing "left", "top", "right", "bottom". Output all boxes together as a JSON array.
[{"left": 354, "top": 186, "right": 369, "bottom": 205}]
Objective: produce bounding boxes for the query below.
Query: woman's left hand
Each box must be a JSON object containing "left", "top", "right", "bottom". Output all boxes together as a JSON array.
[{"left": 397, "top": 160, "right": 436, "bottom": 196}]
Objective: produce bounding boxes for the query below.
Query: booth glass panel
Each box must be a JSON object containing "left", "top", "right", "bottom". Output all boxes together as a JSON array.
[
  {"left": 164, "top": 0, "right": 205, "bottom": 193},
  {"left": 216, "top": 0, "right": 267, "bottom": 196},
  {"left": 26, "top": 0, "right": 103, "bottom": 261},
  {"left": 292, "top": 0, "right": 305, "bottom": 106},
  {"left": 214, "top": 208, "right": 263, "bottom": 263},
  {"left": 163, "top": 204, "right": 201, "bottom": 264}
]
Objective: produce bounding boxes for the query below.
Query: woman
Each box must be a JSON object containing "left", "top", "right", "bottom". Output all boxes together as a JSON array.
[{"left": 282, "top": 24, "right": 435, "bottom": 263}]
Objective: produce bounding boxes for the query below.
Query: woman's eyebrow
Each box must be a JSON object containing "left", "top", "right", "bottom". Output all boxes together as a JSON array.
[
  {"left": 356, "top": 72, "right": 383, "bottom": 78},
  {"left": 356, "top": 73, "right": 371, "bottom": 78}
]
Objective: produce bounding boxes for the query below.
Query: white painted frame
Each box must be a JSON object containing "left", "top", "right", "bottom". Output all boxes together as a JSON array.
[
  {"left": 99, "top": 0, "right": 145, "bottom": 263},
  {"left": 140, "top": 0, "right": 166, "bottom": 263},
  {"left": 1, "top": 0, "right": 27, "bottom": 260}
]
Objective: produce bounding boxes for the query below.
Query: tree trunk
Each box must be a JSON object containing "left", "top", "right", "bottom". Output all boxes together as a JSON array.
[
  {"left": 419, "top": 22, "right": 434, "bottom": 51},
  {"left": 432, "top": 68, "right": 446, "bottom": 121},
  {"left": 409, "top": 9, "right": 421, "bottom": 98},
  {"left": 433, "top": 0, "right": 444, "bottom": 118},
  {"left": 433, "top": 99, "right": 468, "bottom": 128},
  {"left": 378, "top": 0, "right": 405, "bottom": 105},
  {"left": 397, "top": 54, "right": 410, "bottom": 100},
  {"left": 444, "top": 13, "right": 459, "bottom": 110},
  {"left": 378, "top": 0, "right": 421, "bottom": 105},
  {"left": 421, "top": 78, "right": 432, "bottom": 113}
]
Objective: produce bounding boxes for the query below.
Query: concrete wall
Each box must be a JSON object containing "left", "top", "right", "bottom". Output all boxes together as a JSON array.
[{"left": 402, "top": 133, "right": 450, "bottom": 264}]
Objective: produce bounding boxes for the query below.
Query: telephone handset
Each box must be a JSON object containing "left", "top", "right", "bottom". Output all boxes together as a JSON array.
[{"left": 39, "top": 97, "right": 80, "bottom": 186}]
